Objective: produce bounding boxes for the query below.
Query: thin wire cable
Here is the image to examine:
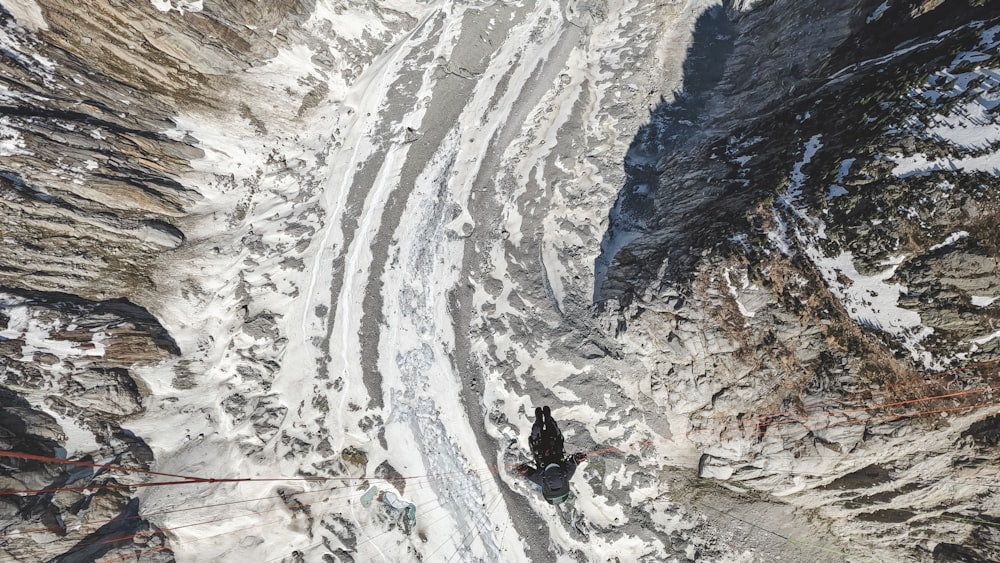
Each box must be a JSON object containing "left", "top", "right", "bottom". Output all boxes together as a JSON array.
[
  {"left": 5, "top": 465, "right": 490, "bottom": 537},
  {"left": 10, "top": 383, "right": 1000, "bottom": 560},
  {"left": 19, "top": 441, "right": 988, "bottom": 563},
  {"left": 21, "top": 471, "right": 495, "bottom": 561},
  {"left": 3, "top": 484, "right": 346, "bottom": 537},
  {"left": 32, "top": 483, "right": 378, "bottom": 561},
  {"left": 0, "top": 459, "right": 499, "bottom": 497},
  {"left": 0, "top": 450, "right": 209, "bottom": 481},
  {"left": 444, "top": 489, "right": 507, "bottom": 563},
  {"left": 115, "top": 469, "right": 499, "bottom": 563},
  {"left": 85, "top": 471, "right": 493, "bottom": 563},
  {"left": 262, "top": 474, "right": 501, "bottom": 563},
  {"left": 496, "top": 507, "right": 511, "bottom": 559},
  {"left": 8, "top": 385, "right": 1000, "bottom": 499},
  {"left": 0, "top": 450, "right": 505, "bottom": 489},
  {"left": 427, "top": 488, "right": 503, "bottom": 563},
  {"left": 0, "top": 478, "right": 243, "bottom": 496}
]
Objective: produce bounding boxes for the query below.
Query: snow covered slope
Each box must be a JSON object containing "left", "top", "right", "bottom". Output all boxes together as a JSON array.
[{"left": 2, "top": 0, "right": 1000, "bottom": 562}]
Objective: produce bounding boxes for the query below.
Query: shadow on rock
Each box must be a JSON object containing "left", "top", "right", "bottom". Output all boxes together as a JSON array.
[{"left": 595, "top": 4, "right": 736, "bottom": 303}]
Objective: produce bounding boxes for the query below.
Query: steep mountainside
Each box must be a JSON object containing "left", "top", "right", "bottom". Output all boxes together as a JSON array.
[
  {"left": 1, "top": 0, "right": 999, "bottom": 562},
  {"left": 598, "top": 0, "right": 1000, "bottom": 560},
  {"left": 0, "top": 2, "right": 419, "bottom": 560}
]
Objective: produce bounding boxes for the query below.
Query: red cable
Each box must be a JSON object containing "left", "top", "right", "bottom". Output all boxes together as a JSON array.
[
  {"left": 24, "top": 392, "right": 1000, "bottom": 563},
  {"left": 0, "top": 479, "right": 258, "bottom": 497},
  {"left": 1, "top": 384, "right": 990, "bottom": 498},
  {"left": 10, "top": 379, "right": 1000, "bottom": 559}
]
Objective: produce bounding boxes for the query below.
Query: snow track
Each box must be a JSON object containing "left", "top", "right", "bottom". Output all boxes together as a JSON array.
[{"left": 129, "top": 0, "right": 733, "bottom": 561}]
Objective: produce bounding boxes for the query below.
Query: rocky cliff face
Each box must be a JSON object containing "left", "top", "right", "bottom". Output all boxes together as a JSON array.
[
  {"left": 0, "top": 1, "right": 404, "bottom": 560},
  {"left": 599, "top": 0, "right": 1000, "bottom": 560}
]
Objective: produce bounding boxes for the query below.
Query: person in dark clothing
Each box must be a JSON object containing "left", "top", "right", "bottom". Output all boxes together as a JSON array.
[{"left": 515, "top": 406, "right": 586, "bottom": 504}]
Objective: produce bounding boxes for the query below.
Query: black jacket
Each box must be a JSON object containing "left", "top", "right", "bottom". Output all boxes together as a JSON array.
[{"left": 519, "top": 456, "right": 579, "bottom": 501}]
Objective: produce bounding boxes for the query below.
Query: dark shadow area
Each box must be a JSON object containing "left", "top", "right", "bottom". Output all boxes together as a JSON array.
[
  {"left": 53, "top": 498, "right": 158, "bottom": 563},
  {"left": 594, "top": 4, "right": 735, "bottom": 301},
  {"left": 593, "top": 0, "right": 1000, "bottom": 306},
  {"left": 934, "top": 541, "right": 994, "bottom": 563},
  {"left": 0, "top": 386, "right": 63, "bottom": 458},
  {"left": 0, "top": 286, "right": 181, "bottom": 356}
]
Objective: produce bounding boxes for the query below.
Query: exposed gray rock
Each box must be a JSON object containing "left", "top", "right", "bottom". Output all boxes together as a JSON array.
[
  {"left": 0, "top": 0, "right": 390, "bottom": 556},
  {"left": 596, "top": 0, "right": 1000, "bottom": 559}
]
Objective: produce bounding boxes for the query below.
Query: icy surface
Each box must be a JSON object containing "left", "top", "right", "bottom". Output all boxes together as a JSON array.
[
  {"left": 866, "top": 1, "right": 890, "bottom": 24},
  {"left": 121, "top": 1, "right": 743, "bottom": 561},
  {"left": 9, "top": 1, "right": 997, "bottom": 561}
]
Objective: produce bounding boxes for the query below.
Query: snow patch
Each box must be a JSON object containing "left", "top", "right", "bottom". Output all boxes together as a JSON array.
[
  {"left": 3, "top": 0, "right": 48, "bottom": 31},
  {"left": 826, "top": 184, "right": 848, "bottom": 200},
  {"left": 723, "top": 267, "right": 757, "bottom": 319},
  {"left": 972, "top": 295, "right": 998, "bottom": 307},
  {"left": 806, "top": 249, "right": 933, "bottom": 364},
  {"left": 891, "top": 151, "right": 1000, "bottom": 177},
  {"left": 0, "top": 301, "right": 108, "bottom": 361},
  {"left": 866, "top": 1, "right": 890, "bottom": 24},
  {"left": 772, "top": 136, "right": 826, "bottom": 251},
  {"left": 149, "top": 0, "right": 203, "bottom": 14},
  {"left": 766, "top": 211, "right": 793, "bottom": 255},
  {"left": 973, "top": 329, "right": 1000, "bottom": 345},
  {"left": 0, "top": 117, "right": 30, "bottom": 156},
  {"left": 47, "top": 409, "right": 101, "bottom": 457},
  {"left": 778, "top": 134, "right": 823, "bottom": 211},
  {"left": 836, "top": 158, "right": 855, "bottom": 182},
  {"left": 927, "top": 97, "right": 1000, "bottom": 150},
  {"left": 929, "top": 230, "right": 968, "bottom": 251},
  {"left": 892, "top": 40, "right": 1000, "bottom": 177}
]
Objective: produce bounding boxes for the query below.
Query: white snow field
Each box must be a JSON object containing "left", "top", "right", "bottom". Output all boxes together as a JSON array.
[
  {"left": 4, "top": 1, "right": 997, "bottom": 561},
  {"left": 3, "top": 0, "right": 996, "bottom": 560},
  {"left": 124, "top": 0, "right": 743, "bottom": 562}
]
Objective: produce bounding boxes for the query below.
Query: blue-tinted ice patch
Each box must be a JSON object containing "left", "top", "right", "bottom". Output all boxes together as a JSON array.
[
  {"left": 866, "top": 1, "right": 890, "bottom": 24},
  {"left": 836, "top": 158, "right": 855, "bottom": 182}
]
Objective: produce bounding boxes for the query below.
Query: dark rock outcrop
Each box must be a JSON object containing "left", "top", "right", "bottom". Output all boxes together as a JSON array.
[
  {"left": 597, "top": 0, "right": 1000, "bottom": 559},
  {"left": 0, "top": 2, "right": 326, "bottom": 559}
]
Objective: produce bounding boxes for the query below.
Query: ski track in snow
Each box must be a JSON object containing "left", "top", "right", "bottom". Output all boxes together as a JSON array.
[{"left": 116, "top": 0, "right": 745, "bottom": 561}]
